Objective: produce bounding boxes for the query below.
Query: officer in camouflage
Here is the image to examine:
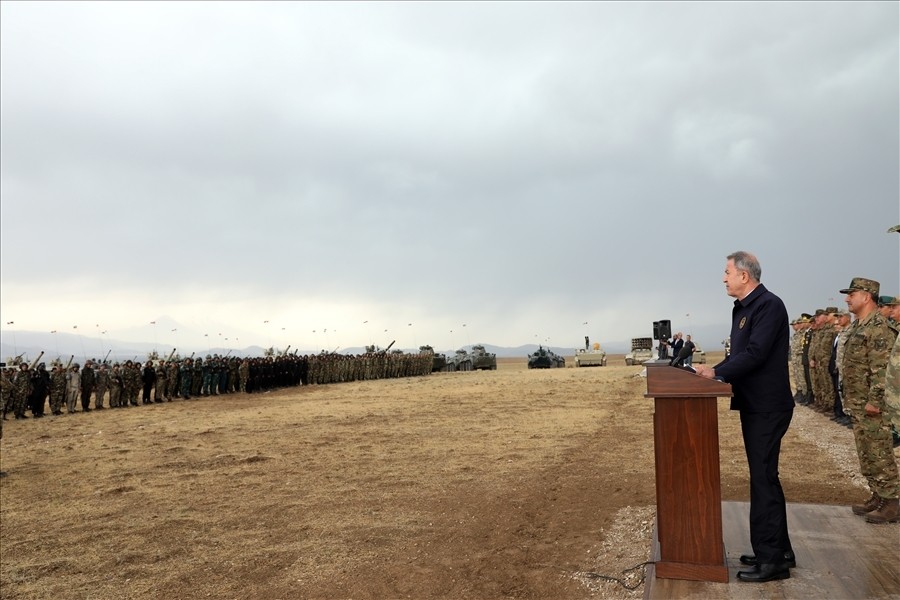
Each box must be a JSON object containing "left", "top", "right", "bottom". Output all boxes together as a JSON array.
[{"left": 840, "top": 277, "right": 899, "bottom": 524}]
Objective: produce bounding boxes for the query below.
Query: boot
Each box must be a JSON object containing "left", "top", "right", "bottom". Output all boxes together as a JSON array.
[
  {"left": 865, "top": 498, "right": 899, "bottom": 524},
  {"left": 852, "top": 492, "right": 880, "bottom": 515}
]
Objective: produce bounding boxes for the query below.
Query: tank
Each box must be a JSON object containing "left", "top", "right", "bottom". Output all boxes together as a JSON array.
[
  {"left": 527, "top": 345, "right": 565, "bottom": 369},
  {"left": 419, "top": 345, "right": 447, "bottom": 372},
  {"left": 469, "top": 344, "right": 497, "bottom": 370},
  {"left": 625, "top": 337, "right": 654, "bottom": 366},
  {"left": 574, "top": 336, "right": 607, "bottom": 367}
]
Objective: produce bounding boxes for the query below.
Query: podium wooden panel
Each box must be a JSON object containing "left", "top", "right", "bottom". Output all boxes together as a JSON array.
[{"left": 644, "top": 362, "right": 732, "bottom": 583}]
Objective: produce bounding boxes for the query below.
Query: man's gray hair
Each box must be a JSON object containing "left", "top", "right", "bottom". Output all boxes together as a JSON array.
[{"left": 727, "top": 251, "right": 762, "bottom": 282}]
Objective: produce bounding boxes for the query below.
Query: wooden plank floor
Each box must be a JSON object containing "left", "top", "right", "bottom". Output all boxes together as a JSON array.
[{"left": 645, "top": 501, "right": 900, "bottom": 599}]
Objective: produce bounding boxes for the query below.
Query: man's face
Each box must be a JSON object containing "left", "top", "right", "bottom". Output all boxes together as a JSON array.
[
  {"left": 845, "top": 291, "right": 868, "bottom": 316},
  {"left": 723, "top": 259, "right": 749, "bottom": 299},
  {"left": 889, "top": 304, "right": 900, "bottom": 321}
]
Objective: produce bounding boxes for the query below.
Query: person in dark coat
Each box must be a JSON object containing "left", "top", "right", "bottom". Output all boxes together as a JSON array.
[{"left": 694, "top": 251, "right": 795, "bottom": 583}]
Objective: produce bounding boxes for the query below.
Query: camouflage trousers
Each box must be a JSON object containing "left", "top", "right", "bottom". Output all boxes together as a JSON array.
[
  {"left": 790, "top": 358, "right": 806, "bottom": 395},
  {"left": 94, "top": 384, "right": 107, "bottom": 409},
  {"left": 109, "top": 386, "right": 122, "bottom": 408},
  {"left": 49, "top": 389, "right": 64, "bottom": 413},
  {"left": 811, "top": 365, "right": 834, "bottom": 411},
  {"left": 155, "top": 379, "right": 168, "bottom": 401},
  {"left": 848, "top": 404, "right": 900, "bottom": 499}
]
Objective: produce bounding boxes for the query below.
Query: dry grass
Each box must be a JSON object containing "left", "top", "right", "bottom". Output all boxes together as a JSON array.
[{"left": 0, "top": 354, "right": 879, "bottom": 599}]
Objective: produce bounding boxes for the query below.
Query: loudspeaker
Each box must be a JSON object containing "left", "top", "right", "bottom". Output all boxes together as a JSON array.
[
  {"left": 658, "top": 319, "right": 672, "bottom": 340},
  {"left": 653, "top": 322, "right": 661, "bottom": 340}
]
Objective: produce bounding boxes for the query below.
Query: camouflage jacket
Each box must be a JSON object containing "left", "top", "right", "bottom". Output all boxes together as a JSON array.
[
  {"left": 841, "top": 310, "right": 895, "bottom": 409},
  {"left": 885, "top": 333, "right": 900, "bottom": 428}
]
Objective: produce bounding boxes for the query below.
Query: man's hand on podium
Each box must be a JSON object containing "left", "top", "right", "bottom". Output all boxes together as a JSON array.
[{"left": 693, "top": 364, "right": 716, "bottom": 379}]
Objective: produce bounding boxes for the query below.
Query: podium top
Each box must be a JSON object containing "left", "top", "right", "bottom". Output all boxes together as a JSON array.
[{"left": 644, "top": 364, "right": 733, "bottom": 398}]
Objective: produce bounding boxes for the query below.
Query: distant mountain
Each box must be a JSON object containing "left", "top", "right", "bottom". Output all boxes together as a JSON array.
[{"left": 1, "top": 322, "right": 731, "bottom": 364}]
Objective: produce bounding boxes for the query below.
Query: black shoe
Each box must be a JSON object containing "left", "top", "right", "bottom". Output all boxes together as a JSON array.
[
  {"left": 740, "top": 551, "right": 795, "bottom": 568},
  {"left": 737, "top": 563, "right": 791, "bottom": 582}
]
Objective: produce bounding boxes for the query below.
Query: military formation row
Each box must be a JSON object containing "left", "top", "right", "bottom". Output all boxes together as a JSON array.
[{"left": 0, "top": 350, "right": 437, "bottom": 425}]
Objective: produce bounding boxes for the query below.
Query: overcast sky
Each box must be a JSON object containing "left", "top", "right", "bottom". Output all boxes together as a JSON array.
[{"left": 1, "top": 1, "right": 898, "bottom": 353}]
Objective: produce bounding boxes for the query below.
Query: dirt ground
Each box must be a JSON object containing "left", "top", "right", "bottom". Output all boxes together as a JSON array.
[{"left": 0, "top": 354, "right": 890, "bottom": 599}]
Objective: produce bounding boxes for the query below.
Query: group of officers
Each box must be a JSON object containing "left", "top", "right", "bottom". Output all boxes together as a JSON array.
[
  {"left": 790, "top": 293, "right": 900, "bottom": 431},
  {"left": 0, "top": 348, "right": 436, "bottom": 424}
]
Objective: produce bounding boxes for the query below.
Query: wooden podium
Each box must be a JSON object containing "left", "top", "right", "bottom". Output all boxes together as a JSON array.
[{"left": 644, "top": 362, "right": 732, "bottom": 583}]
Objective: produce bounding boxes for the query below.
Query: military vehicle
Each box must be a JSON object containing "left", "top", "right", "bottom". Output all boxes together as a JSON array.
[
  {"left": 625, "top": 337, "right": 654, "bottom": 366},
  {"left": 446, "top": 349, "right": 473, "bottom": 372},
  {"left": 469, "top": 344, "right": 497, "bottom": 370},
  {"left": 690, "top": 344, "right": 707, "bottom": 365},
  {"left": 573, "top": 336, "right": 607, "bottom": 367},
  {"left": 527, "top": 345, "right": 565, "bottom": 369},
  {"left": 419, "top": 345, "right": 448, "bottom": 372}
]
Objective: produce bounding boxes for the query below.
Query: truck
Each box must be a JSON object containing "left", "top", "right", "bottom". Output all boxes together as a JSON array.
[{"left": 625, "top": 337, "right": 654, "bottom": 366}]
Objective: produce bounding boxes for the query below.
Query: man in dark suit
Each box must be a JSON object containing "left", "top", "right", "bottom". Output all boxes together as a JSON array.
[
  {"left": 668, "top": 333, "right": 684, "bottom": 363},
  {"left": 694, "top": 251, "right": 795, "bottom": 583}
]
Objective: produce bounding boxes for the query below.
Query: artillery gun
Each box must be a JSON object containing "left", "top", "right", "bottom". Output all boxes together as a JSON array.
[
  {"left": 625, "top": 337, "right": 653, "bottom": 366},
  {"left": 527, "top": 345, "right": 565, "bottom": 369},
  {"left": 574, "top": 336, "right": 607, "bottom": 367}
]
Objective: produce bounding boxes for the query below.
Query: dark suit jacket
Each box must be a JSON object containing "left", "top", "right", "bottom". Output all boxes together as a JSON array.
[{"left": 714, "top": 283, "right": 794, "bottom": 413}]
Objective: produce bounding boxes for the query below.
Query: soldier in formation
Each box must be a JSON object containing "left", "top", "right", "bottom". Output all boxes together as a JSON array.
[{"left": 838, "top": 277, "right": 898, "bottom": 524}]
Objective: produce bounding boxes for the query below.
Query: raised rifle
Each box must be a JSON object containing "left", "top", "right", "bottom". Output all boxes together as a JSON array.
[{"left": 29, "top": 351, "right": 45, "bottom": 370}]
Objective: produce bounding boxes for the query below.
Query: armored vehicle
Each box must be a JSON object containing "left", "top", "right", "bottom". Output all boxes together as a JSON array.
[
  {"left": 527, "top": 345, "right": 565, "bottom": 369},
  {"left": 690, "top": 344, "right": 707, "bottom": 365},
  {"left": 625, "top": 337, "right": 654, "bottom": 366},
  {"left": 419, "top": 345, "right": 448, "bottom": 372},
  {"left": 446, "top": 349, "right": 473, "bottom": 372},
  {"left": 469, "top": 344, "right": 497, "bottom": 370},
  {"left": 574, "top": 336, "right": 607, "bottom": 367}
]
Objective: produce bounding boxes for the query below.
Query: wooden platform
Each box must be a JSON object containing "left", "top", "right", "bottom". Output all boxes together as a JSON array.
[{"left": 645, "top": 501, "right": 900, "bottom": 599}]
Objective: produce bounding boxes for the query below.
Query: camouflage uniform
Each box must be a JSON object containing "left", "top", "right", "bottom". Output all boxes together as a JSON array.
[
  {"left": 180, "top": 360, "right": 194, "bottom": 399},
  {"left": 94, "top": 365, "right": 109, "bottom": 409},
  {"left": 790, "top": 320, "right": 808, "bottom": 400},
  {"left": 108, "top": 365, "right": 124, "bottom": 408},
  {"left": 155, "top": 361, "right": 168, "bottom": 402},
  {"left": 840, "top": 278, "right": 899, "bottom": 518},
  {"left": 49, "top": 366, "right": 66, "bottom": 414}
]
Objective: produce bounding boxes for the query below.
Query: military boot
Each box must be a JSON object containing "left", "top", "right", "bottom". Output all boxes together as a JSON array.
[
  {"left": 864, "top": 498, "right": 899, "bottom": 524},
  {"left": 852, "top": 492, "right": 880, "bottom": 515}
]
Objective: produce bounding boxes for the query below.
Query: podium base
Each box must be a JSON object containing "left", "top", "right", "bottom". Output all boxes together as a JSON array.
[{"left": 651, "top": 517, "right": 729, "bottom": 583}]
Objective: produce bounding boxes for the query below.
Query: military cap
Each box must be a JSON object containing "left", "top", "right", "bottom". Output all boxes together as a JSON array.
[
  {"left": 826, "top": 306, "right": 839, "bottom": 314},
  {"left": 839, "top": 277, "right": 879, "bottom": 296},
  {"left": 814, "top": 308, "right": 827, "bottom": 316},
  {"left": 878, "top": 295, "right": 894, "bottom": 306},
  {"left": 885, "top": 296, "right": 900, "bottom": 306},
  {"left": 889, "top": 225, "right": 900, "bottom": 233},
  {"left": 801, "top": 313, "right": 813, "bottom": 320}
]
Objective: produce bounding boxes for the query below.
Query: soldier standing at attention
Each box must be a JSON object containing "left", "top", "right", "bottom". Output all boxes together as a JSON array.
[
  {"left": 180, "top": 358, "right": 193, "bottom": 400},
  {"left": 840, "top": 277, "right": 899, "bottom": 524},
  {"left": 883, "top": 296, "right": 900, "bottom": 440},
  {"left": 155, "top": 360, "right": 168, "bottom": 402},
  {"left": 65, "top": 364, "right": 81, "bottom": 414},
  {"left": 49, "top": 364, "right": 66, "bottom": 415},
  {"left": 80, "top": 360, "right": 95, "bottom": 412},
  {"left": 789, "top": 318, "right": 806, "bottom": 404},
  {"left": 94, "top": 363, "right": 109, "bottom": 409}
]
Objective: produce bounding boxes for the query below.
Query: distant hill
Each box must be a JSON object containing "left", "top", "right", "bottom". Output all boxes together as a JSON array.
[{"left": 1, "top": 324, "right": 731, "bottom": 364}]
